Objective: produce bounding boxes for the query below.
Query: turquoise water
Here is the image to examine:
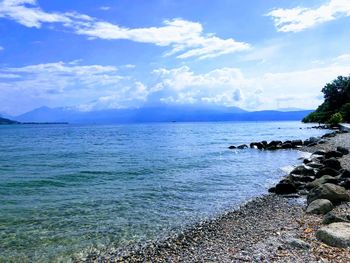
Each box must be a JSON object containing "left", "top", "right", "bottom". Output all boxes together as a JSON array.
[{"left": 0, "top": 122, "right": 325, "bottom": 261}]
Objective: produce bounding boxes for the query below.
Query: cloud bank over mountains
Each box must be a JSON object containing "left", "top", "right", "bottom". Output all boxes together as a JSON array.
[{"left": 0, "top": 0, "right": 349, "bottom": 115}]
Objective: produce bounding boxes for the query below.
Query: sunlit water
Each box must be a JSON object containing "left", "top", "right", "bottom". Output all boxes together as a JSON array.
[{"left": 0, "top": 122, "right": 326, "bottom": 261}]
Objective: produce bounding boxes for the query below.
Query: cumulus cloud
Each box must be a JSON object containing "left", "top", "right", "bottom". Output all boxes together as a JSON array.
[
  {"left": 0, "top": 61, "right": 149, "bottom": 114},
  {"left": 151, "top": 66, "right": 250, "bottom": 106},
  {"left": 0, "top": 0, "right": 250, "bottom": 59},
  {"left": 151, "top": 63, "right": 350, "bottom": 110},
  {"left": 267, "top": 0, "right": 350, "bottom": 32}
]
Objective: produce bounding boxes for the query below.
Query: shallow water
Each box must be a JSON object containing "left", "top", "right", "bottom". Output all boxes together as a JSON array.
[{"left": 0, "top": 122, "right": 326, "bottom": 261}]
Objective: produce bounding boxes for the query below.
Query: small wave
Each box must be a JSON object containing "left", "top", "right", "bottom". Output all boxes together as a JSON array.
[
  {"left": 79, "top": 171, "right": 115, "bottom": 175},
  {"left": 4, "top": 179, "right": 66, "bottom": 188},
  {"left": 280, "top": 165, "right": 294, "bottom": 174}
]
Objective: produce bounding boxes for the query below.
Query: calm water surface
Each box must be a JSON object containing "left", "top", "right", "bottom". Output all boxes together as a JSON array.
[{"left": 0, "top": 122, "right": 326, "bottom": 261}]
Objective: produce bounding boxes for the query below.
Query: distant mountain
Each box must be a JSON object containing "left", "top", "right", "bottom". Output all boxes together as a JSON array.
[
  {"left": 277, "top": 107, "right": 308, "bottom": 112},
  {"left": 0, "top": 117, "right": 19, "bottom": 124},
  {"left": 15, "top": 105, "right": 313, "bottom": 124}
]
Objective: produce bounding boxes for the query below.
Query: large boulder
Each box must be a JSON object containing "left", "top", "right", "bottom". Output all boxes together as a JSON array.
[
  {"left": 304, "top": 137, "right": 319, "bottom": 146},
  {"left": 306, "top": 199, "right": 334, "bottom": 214},
  {"left": 325, "top": 151, "right": 343, "bottom": 159},
  {"left": 290, "top": 165, "right": 315, "bottom": 176},
  {"left": 313, "top": 150, "right": 326, "bottom": 156},
  {"left": 291, "top": 140, "right": 303, "bottom": 147},
  {"left": 316, "top": 223, "right": 350, "bottom": 248},
  {"left": 340, "top": 179, "right": 350, "bottom": 190},
  {"left": 267, "top": 140, "right": 282, "bottom": 147},
  {"left": 307, "top": 183, "right": 350, "bottom": 205},
  {"left": 323, "top": 212, "right": 350, "bottom": 224},
  {"left": 290, "top": 174, "right": 315, "bottom": 183},
  {"left": 275, "top": 180, "right": 297, "bottom": 195},
  {"left": 306, "top": 175, "right": 339, "bottom": 190},
  {"left": 306, "top": 162, "right": 324, "bottom": 169},
  {"left": 250, "top": 142, "right": 264, "bottom": 150},
  {"left": 340, "top": 169, "right": 350, "bottom": 179},
  {"left": 337, "top": 146, "right": 349, "bottom": 155},
  {"left": 322, "top": 158, "right": 341, "bottom": 170},
  {"left": 315, "top": 167, "right": 340, "bottom": 178},
  {"left": 281, "top": 143, "right": 293, "bottom": 149},
  {"left": 237, "top": 144, "right": 248, "bottom": 149}
]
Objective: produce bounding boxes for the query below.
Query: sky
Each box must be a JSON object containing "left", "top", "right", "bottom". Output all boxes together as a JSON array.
[{"left": 0, "top": 0, "right": 350, "bottom": 115}]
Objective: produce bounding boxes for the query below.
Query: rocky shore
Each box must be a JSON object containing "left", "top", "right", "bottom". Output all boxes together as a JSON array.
[{"left": 79, "top": 126, "right": 350, "bottom": 263}]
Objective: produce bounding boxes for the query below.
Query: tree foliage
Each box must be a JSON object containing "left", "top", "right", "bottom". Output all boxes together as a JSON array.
[
  {"left": 303, "top": 75, "right": 350, "bottom": 123},
  {"left": 328, "top": 112, "right": 343, "bottom": 125}
]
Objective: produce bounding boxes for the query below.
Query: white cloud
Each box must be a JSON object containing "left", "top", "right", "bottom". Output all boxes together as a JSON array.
[
  {"left": 77, "top": 81, "right": 149, "bottom": 111},
  {"left": 0, "top": 0, "right": 250, "bottom": 59},
  {"left": 151, "top": 63, "right": 350, "bottom": 110},
  {"left": 123, "top": 64, "right": 136, "bottom": 69},
  {"left": 99, "top": 6, "right": 110, "bottom": 11},
  {"left": 0, "top": 46, "right": 3, "bottom": 51},
  {"left": 267, "top": 0, "right": 350, "bottom": 32},
  {"left": 151, "top": 66, "right": 249, "bottom": 106},
  {"left": 0, "top": 61, "right": 149, "bottom": 114},
  {"left": 334, "top": 53, "right": 350, "bottom": 63}
]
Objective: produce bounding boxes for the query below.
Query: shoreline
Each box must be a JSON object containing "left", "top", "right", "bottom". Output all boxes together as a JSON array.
[{"left": 79, "top": 127, "right": 350, "bottom": 262}]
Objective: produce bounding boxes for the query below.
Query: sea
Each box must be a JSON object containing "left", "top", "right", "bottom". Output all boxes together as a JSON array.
[{"left": 0, "top": 121, "right": 327, "bottom": 261}]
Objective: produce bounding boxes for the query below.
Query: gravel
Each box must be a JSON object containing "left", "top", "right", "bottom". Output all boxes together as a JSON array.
[{"left": 78, "top": 130, "right": 350, "bottom": 263}]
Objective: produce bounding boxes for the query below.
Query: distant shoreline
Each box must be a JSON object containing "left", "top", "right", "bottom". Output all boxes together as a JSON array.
[{"left": 0, "top": 122, "right": 69, "bottom": 125}]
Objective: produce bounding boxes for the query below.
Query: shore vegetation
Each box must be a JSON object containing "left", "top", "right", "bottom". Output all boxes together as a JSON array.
[{"left": 303, "top": 76, "right": 350, "bottom": 124}]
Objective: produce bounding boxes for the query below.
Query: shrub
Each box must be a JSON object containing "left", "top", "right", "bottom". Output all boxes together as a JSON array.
[
  {"left": 341, "top": 102, "right": 350, "bottom": 122},
  {"left": 327, "top": 112, "right": 343, "bottom": 125}
]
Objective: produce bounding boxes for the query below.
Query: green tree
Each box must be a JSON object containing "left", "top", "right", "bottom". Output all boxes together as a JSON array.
[
  {"left": 303, "top": 75, "right": 350, "bottom": 123},
  {"left": 327, "top": 112, "right": 343, "bottom": 125},
  {"left": 341, "top": 102, "right": 350, "bottom": 122}
]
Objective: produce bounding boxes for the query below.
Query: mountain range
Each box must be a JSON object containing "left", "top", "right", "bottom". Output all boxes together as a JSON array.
[
  {"left": 12, "top": 105, "right": 313, "bottom": 124},
  {"left": 0, "top": 117, "right": 19, "bottom": 124}
]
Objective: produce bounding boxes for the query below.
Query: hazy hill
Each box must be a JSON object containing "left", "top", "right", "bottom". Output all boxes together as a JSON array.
[
  {"left": 0, "top": 117, "right": 19, "bottom": 124},
  {"left": 15, "top": 105, "right": 313, "bottom": 124}
]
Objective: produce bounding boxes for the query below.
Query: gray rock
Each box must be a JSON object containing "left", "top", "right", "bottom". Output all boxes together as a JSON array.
[
  {"left": 337, "top": 146, "right": 349, "bottom": 155},
  {"left": 267, "top": 140, "right": 282, "bottom": 147},
  {"left": 340, "top": 179, "right": 350, "bottom": 190},
  {"left": 325, "top": 151, "right": 343, "bottom": 159},
  {"left": 285, "top": 238, "right": 310, "bottom": 249},
  {"left": 306, "top": 175, "right": 339, "bottom": 190},
  {"left": 315, "top": 167, "right": 340, "bottom": 178},
  {"left": 303, "top": 158, "right": 312, "bottom": 164},
  {"left": 306, "top": 199, "right": 334, "bottom": 215},
  {"left": 281, "top": 143, "right": 293, "bottom": 149},
  {"left": 316, "top": 223, "right": 350, "bottom": 248},
  {"left": 275, "top": 180, "right": 297, "bottom": 195},
  {"left": 340, "top": 169, "right": 350, "bottom": 179},
  {"left": 323, "top": 212, "right": 350, "bottom": 224},
  {"left": 237, "top": 144, "right": 248, "bottom": 149},
  {"left": 307, "top": 183, "right": 350, "bottom": 205},
  {"left": 313, "top": 150, "right": 326, "bottom": 156},
  {"left": 306, "top": 162, "right": 324, "bottom": 169},
  {"left": 290, "top": 174, "right": 314, "bottom": 183},
  {"left": 298, "top": 189, "right": 309, "bottom": 195},
  {"left": 291, "top": 140, "right": 303, "bottom": 147},
  {"left": 250, "top": 142, "right": 264, "bottom": 150},
  {"left": 228, "top": 145, "right": 236, "bottom": 149},
  {"left": 322, "top": 158, "right": 341, "bottom": 170},
  {"left": 290, "top": 165, "right": 315, "bottom": 176}
]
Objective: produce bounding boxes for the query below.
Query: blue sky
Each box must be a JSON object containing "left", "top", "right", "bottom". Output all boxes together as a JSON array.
[{"left": 0, "top": 0, "right": 350, "bottom": 115}]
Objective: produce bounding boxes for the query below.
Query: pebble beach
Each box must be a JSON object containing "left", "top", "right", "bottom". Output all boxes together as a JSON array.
[{"left": 78, "top": 127, "right": 350, "bottom": 262}]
